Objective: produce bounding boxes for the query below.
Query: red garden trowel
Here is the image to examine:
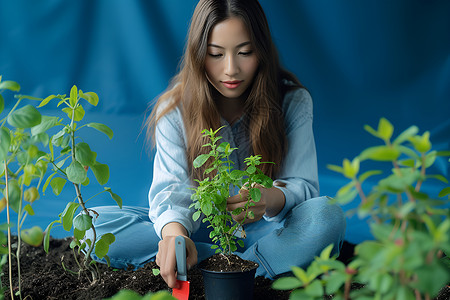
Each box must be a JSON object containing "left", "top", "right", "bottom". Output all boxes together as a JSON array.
[{"left": 172, "top": 236, "right": 190, "bottom": 300}]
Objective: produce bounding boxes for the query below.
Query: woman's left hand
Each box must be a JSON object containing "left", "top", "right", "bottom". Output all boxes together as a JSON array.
[{"left": 227, "top": 184, "right": 266, "bottom": 224}]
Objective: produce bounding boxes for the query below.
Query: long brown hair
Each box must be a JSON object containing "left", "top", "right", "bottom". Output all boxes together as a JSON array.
[{"left": 146, "top": 0, "right": 302, "bottom": 180}]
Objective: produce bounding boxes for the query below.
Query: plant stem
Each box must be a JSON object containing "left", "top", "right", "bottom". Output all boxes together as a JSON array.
[
  {"left": 344, "top": 279, "right": 351, "bottom": 300},
  {"left": 415, "top": 154, "right": 426, "bottom": 192},
  {"left": 4, "top": 161, "right": 14, "bottom": 300},
  {"left": 15, "top": 187, "right": 23, "bottom": 300},
  {"left": 70, "top": 107, "right": 98, "bottom": 282},
  {"left": 415, "top": 289, "right": 422, "bottom": 300},
  {"left": 73, "top": 182, "right": 98, "bottom": 282}
]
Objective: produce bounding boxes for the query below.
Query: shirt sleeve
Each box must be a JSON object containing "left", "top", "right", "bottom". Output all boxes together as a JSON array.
[
  {"left": 148, "top": 107, "right": 200, "bottom": 239},
  {"left": 263, "top": 88, "right": 320, "bottom": 222}
]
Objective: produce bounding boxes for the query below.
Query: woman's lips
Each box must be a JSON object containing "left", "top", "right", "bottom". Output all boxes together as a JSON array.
[{"left": 222, "top": 80, "right": 243, "bottom": 89}]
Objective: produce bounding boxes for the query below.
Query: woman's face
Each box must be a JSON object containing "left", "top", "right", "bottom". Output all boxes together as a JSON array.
[{"left": 205, "top": 17, "right": 259, "bottom": 101}]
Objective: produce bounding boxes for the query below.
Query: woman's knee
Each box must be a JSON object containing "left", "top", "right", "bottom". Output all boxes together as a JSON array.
[{"left": 289, "top": 196, "right": 346, "bottom": 246}]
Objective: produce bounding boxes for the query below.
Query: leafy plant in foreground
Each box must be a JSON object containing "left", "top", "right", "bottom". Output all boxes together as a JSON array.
[
  {"left": 190, "top": 127, "right": 273, "bottom": 256},
  {"left": 40, "top": 85, "right": 122, "bottom": 282},
  {"left": 106, "top": 289, "right": 175, "bottom": 300},
  {"left": 273, "top": 117, "right": 450, "bottom": 300},
  {"left": 0, "top": 77, "right": 48, "bottom": 300}
]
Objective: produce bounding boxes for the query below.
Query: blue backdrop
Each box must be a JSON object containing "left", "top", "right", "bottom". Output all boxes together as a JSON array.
[{"left": 1, "top": 0, "right": 449, "bottom": 244}]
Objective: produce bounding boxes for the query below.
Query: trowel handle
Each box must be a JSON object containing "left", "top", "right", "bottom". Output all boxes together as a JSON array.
[{"left": 175, "top": 236, "right": 187, "bottom": 281}]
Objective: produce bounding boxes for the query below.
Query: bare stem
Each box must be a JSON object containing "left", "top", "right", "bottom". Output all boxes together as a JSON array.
[
  {"left": 4, "top": 161, "right": 14, "bottom": 300},
  {"left": 73, "top": 182, "right": 98, "bottom": 282},
  {"left": 415, "top": 154, "right": 426, "bottom": 192},
  {"left": 344, "top": 279, "right": 351, "bottom": 300}
]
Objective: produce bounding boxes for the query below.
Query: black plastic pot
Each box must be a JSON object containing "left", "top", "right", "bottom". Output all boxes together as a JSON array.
[{"left": 200, "top": 264, "right": 258, "bottom": 300}]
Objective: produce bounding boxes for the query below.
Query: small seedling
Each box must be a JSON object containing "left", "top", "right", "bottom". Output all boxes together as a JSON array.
[
  {"left": 39, "top": 85, "right": 122, "bottom": 282},
  {"left": 0, "top": 77, "right": 48, "bottom": 300}
]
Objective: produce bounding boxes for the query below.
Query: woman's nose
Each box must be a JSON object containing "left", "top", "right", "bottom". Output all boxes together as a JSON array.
[{"left": 225, "top": 55, "right": 239, "bottom": 77}]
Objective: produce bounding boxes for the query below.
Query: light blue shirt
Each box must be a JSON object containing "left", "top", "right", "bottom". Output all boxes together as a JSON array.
[{"left": 148, "top": 87, "right": 319, "bottom": 239}]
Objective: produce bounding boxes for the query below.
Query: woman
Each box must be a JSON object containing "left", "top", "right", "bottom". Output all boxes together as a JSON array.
[{"left": 89, "top": 0, "right": 346, "bottom": 289}]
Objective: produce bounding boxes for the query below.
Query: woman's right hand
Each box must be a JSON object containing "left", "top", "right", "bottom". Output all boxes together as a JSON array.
[{"left": 156, "top": 222, "right": 198, "bottom": 288}]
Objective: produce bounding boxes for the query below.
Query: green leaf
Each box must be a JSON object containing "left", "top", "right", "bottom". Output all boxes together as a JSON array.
[
  {"left": 364, "top": 124, "right": 379, "bottom": 138},
  {"left": 395, "top": 286, "right": 415, "bottom": 300},
  {"left": 152, "top": 268, "right": 161, "bottom": 276},
  {"left": 73, "top": 214, "right": 92, "bottom": 231},
  {"left": 325, "top": 272, "right": 347, "bottom": 294},
  {"left": 23, "top": 204, "right": 35, "bottom": 216},
  {"left": 69, "top": 85, "right": 78, "bottom": 107},
  {"left": 427, "top": 174, "right": 448, "bottom": 184},
  {"left": 272, "top": 276, "right": 303, "bottom": 290},
  {"left": 0, "top": 80, "right": 20, "bottom": 91},
  {"left": 320, "top": 244, "right": 334, "bottom": 260},
  {"left": 42, "top": 172, "right": 56, "bottom": 194},
  {"left": 61, "top": 202, "right": 80, "bottom": 231},
  {"left": 377, "top": 118, "right": 394, "bottom": 141},
  {"left": 409, "top": 131, "right": 431, "bottom": 153},
  {"left": 50, "top": 177, "right": 67, "bottom": 196},
  {"left": 75, "top": 142, "right": 97, "bottom": 167},
  {"left": 0, "top": 127, "right": 11, "bottom": 161},
  {"left": 44, "top": 219, "right": 61, "bottom": 253},
  {"left": 66, "top": 160, "right": 87, "bottom": 184},
  {"left": 201, "top": 200, "right": 213, "bottom": 216},
  {"left": 415, "top": 262, "right": 450, "bottom": 296},
  {"left": 327, "top": 164, "right": 344, "bottom": 174},
  {"left": 359, "top": 145, "right": 400, "bottom": 161},
  {"left": 335, "top": 188, "right": 358, "bottom": 205},
  {"left": 31, "top": 115, "right": 60, "bottom": 136},
  {"left": 192, "top": 210, "right": 201, "bottom": 221},
  {"left": 0, "top": 94, "right": 4, "bottom": 114},
  {"left": 86, "top": 123, "right": 114, "bottom": 139},
  {"left": 95, "top": 233, "right": 115, "bottom": 259},
  {"left": 104, "top": 187, "right": 123, "bottom": 208},
  {"left": 79, "top": 90, "right": 99, "bottom": 106},
  {"left": 37, "top": 95, "right": 57, "bottom": 108},
  {"left": 73, "top": 227, "right": 86, "bottom": 241},
  {"left": 91, "top": 161, "right": 109, "bottom": 185},
  {"left": 438, "top": 187, "right": 450, "bottom": 198},
  {"left": 62, "top": 105, "right": 85, "bottom": 122},
  {"left": 7, "top": 105, "right": 42, "bottom": 128},
  {"left": 21, "top": 225, "right": 43, "bottom": 246},
  {"left": 20, "top": 226, "right": 44, "bottom": 247},
  {"left": 250, "top": 187, "right": 261, "bottom": 202},
  {"left": 193, "top": 154, "right": 211, "bottom": 169},
  {"left": 358, "top": 170, "right": 383, "bottom": 183},
  {"left": 246, "top": 165, "right": 256, "bottom": 174},
  {"left": 393, "top": 125, "right": 419, "bottom": 145},
  {"left": 343, "top": 158, "right": 359, "bottom": 179},
  {"left": 230, "top": 169, "right": 245, "bottom": 180},
  {"left": 216, "top": 142, "right": 229, "bottom": 153},
  {"left": 292, "top": 266, "right": 310, "bottom": 284},
  {"left": 304, "top": 280, "right": 323, "bottom": 297}
]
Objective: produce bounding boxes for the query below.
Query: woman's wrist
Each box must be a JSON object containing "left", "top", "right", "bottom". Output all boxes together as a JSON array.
[
  {"left": 263, "top": 186, "right": 286, "bottom": 218},
  {"left": 161, "top": 222, "right": 188, "bottom": 239}
]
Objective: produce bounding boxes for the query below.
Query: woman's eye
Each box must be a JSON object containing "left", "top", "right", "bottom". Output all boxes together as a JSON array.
[
  {"left": 239, "top": 50, "right": 253, "bottom": 56},
  {"left": 208, "top": 53, "right": 223, "bottom": 58}
]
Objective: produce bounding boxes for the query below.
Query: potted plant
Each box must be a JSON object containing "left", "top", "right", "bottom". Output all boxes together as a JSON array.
[
  {"left": 189, "top": 126, "right": 273, "bottom": 300},
  {"left": 272, "top": 117, "right": 450, "bottom": 300}
]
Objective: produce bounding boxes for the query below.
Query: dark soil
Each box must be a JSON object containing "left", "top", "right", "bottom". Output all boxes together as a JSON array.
[
  {"left": 198, "top": 253, "right": 258, "bottom": 273},
  {"left": 3, "top": 237, "right": 449, "bottom": 300},
  {"left": 3, "top": 237, "right": 289, "bottom": 299}
]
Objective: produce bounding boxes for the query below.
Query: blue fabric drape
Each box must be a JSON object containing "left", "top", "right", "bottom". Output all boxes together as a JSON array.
[{"left": 1, "top": 0, "right": 449, "bottom": 243}]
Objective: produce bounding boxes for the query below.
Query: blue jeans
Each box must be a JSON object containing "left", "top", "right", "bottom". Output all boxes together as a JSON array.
[{"left": 86, "top": 196, "right": 346, "bottom": 279}]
